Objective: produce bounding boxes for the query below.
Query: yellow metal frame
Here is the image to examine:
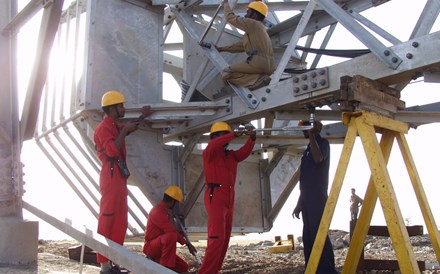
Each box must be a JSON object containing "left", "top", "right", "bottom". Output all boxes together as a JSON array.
[{"left": 305, "top": 111, "right": 440, "bottom": 274}]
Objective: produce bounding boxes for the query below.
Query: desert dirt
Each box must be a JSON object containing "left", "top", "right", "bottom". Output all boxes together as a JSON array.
[{"left": 1, "top": 230, "right": 439, "bottom": 274}]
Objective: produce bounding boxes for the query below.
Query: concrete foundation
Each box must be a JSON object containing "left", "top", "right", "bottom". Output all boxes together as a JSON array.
[{"left": 0, "top": 217, "right": 38, "bottom": 264}]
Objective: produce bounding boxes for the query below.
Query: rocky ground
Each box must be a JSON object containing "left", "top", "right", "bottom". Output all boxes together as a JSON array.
[{"left": 1, "top": 230, "right": 439, "bottom": 273}]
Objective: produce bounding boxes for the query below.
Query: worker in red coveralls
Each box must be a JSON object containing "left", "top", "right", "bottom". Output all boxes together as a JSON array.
[
  {"left": 198, "top": 122, "right": 256, "bottom": 274},
  {"left": 94, "top": 90, "right": 153, "bottom": 274},
  {"left": 143, "top": 185, "right": 197, "bottom": 273}
]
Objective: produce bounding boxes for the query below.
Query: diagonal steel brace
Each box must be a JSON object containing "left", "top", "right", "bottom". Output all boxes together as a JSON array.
[{"left": 173, "top": 8, "right": 260, "bottom": 109}]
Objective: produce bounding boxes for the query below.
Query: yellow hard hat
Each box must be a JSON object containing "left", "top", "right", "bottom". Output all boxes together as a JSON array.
[
  {"left": 101, "top": 90, "right": 126, "bottom": 107},
  {"left": 210, "top": 122, "right": 232, "bottom": 134},
  {"left": 247, "top": 1, "right": 268, "bottom": 17},
  {"left": 164, "top": 185, "right": 183, "bottom": 202}
]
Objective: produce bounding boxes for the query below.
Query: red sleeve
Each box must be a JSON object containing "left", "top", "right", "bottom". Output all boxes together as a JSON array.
[
  {"left": 232, "top": 136, "right": 255, "bottom": 162},
  {"left": 94, "top": 121, "right": 121, "bottom": 158},
  {"left": 204, "top": 132, "right": 235, "bottom": 160},
  {"left": 151, "top": 206, "right": 186, "bottom": 244}
]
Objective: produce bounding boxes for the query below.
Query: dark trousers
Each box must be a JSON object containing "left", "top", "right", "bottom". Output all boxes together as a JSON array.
[{"left": 302, "top": 194, "right": 338, "bottom": 274}]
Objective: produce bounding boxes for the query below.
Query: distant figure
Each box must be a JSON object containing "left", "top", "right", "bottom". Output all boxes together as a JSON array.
[
  {"left": 350, "top": 188, "right": 363, "bottom": 221},
  {"left": 292, "top": 120, "right": 337, "bottom": 274},
  {"left": 217, "top": 0, "right": 275, "bottom": 90},
  {"left": 143, "top": 185, "right": 197, "bottom": 273}
]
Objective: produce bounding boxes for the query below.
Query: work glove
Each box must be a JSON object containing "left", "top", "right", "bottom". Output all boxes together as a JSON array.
[
  {"left": 141, "top": 105, "right": 154, "bottom": 117},
  {"left": 244, "top": 124, "right": 256, "bottom": 141},
  {"left": 234, "top": 128, "right": 244, "bottom": 137}
]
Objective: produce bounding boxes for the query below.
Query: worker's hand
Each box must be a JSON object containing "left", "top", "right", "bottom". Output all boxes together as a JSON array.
[
  {"left": 292, "top": 205, "right": 301, "bottom": 219},
  {"left": 187, "top": 242, "right": 197, "bottom": 255},
  {"left": 309, "top": 120, "right": 322, "bottom": 136},
  {"left": 234, "top": 128, "right": 245, "bottom": 137},
  {"left": 248, "top": 130, "right": 256, "bottom": 141},
  {"left": 243, "top": 125, "right": 256, "bottom": 140},
  {"left": 124, "top": 121, "right": 139, "bottom": 134},
  {"left": 141, "top": 105, "right": 154, "bottom": 117}
]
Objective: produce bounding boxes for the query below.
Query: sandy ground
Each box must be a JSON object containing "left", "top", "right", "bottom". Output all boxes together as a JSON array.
[{"left": 1, "top": 232, "right": 439, "bottom": 274}]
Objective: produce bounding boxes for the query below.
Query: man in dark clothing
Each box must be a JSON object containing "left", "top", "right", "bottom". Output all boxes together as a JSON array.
[
  {"left": 143, "top": 185, "right": 197, "bottom": 273},
  {"left": 293, "top": 120, "right": 338, "bottom": 274},
  {"left": 198, "top": 122, "right": 256, "bottom": 274}
]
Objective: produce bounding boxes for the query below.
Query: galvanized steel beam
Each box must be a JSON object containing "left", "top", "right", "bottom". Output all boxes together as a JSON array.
[
  {"left": 315, "top": 0, "right": 402, "bottom": 69},
  {"left": 21, "top": 0, "right": 64, "bottom": 140}
]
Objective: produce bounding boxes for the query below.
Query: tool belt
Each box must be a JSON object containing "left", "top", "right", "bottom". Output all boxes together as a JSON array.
[
  {"left": 246, "top": 50, "right": 258, "bottom": 62},
  {"left": 207, "top": 183, "right": 222, "bottom": 204},
  {"left": 97, "top": 147, "right": 130, "bottom": 178},
  {"left": 207, "top": 183, "right": 222, "bottom": 188}
]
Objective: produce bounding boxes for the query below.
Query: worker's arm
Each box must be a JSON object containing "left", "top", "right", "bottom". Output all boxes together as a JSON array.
[
  {"left": 114, "top": 122, "right": 138, "bottom": 150},
  {"left": 293, "top": 194, "right": 302, "bottom": 219},
  {"left": 223, "top": 0, "right": 254, "bottom": 32},
  {"left": 308, "top": 122, "right": 328, "bottom": 164},
  {"left": 203, "top": 132, "right": 236, "bottom": 160},
  {"left": 174, "top": 215, "right": 198, "bottom": 257},
  {"left": 233, "top": 132, "right": 256, "bottom": 162},
  {"left": 153, "top": 213, "right": 186, "bottom": 244},
  {"left": 95, "top": 123, "right": 127, "bottom": 158},
  {"left": 114, "top": 105, "right": 153, "bottom": 149},
  {"left": 308, "top": 132, "right": 323, "bottom": 163},
  {"left": 217, "top": 41, "right": 245, "bottom": 53}
]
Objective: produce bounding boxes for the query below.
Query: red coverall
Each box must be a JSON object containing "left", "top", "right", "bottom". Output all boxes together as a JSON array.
[
  {"left": 143, "top": 201, "right": 189, "bottom": 273},
  {"left": 198, "top": 132, "right": 255, "bottom": 274},
  {"left": 94, "top": 115, "right": 129, "bottom": 263}
]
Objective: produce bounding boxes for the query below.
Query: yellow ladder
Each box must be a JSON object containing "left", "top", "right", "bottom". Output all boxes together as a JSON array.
[{"left": 305, "top": 111, "right": 440, "bottom": 274}]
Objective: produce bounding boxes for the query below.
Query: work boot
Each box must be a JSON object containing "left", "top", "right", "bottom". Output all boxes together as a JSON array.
[
  {"left": 99, "top": 268, "right": 118, "bottom": 274},
  {"left": 248, "top": 75, "right": 271, "bottom": 90},
  {"left": 99, "top": 265, "right": 128, "bottom": 274},
  {"left": 112, "top": 264, "right": 130, "bottom": 273}
]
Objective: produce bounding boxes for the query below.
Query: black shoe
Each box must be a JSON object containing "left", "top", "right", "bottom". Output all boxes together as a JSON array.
[
  {"left": 248, "top": 75, "right": 271, "bottom": 90},
  {"left": 99, "top": 269, "right": 116, "bottom": 274},
  {"left": 112, "top": 264, "right": 130, "bottom": 273},
  {"left": 99, "top": 266, "right": 128, "bottom": 274}
]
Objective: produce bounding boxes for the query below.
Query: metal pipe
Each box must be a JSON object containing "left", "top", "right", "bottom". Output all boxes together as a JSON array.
[
  {"left": 79, "top": 244, "right": 85, "bottom": 274},
  {"left": 183, "top": 14, "right": 229, "bottom": 102},
  {"left": 35, "top": 110, "right": 84, "bottom": 140},
  {"left": 41, "top": 84, "right": 50, "bottom": 132},
  {"left": 23, "top": 201, "right": 174, "bottom": 274},
  {"left": 59, "top": 8, "right": 71, "bottom": 121},
  {"left": 53, "top": 129, "right": 100, "bottom": 193},
  {"left": 235, "top": 125, "right": 313, "bottom": 132},
  {"left": 2, "top": 0, "right": 48, "bottom": 35},
  {"left": 198, "top": 2, "right": 222, "bottom": 45},
  {"left": 64, "top": 126, "right": 100, "bottom": 174},
  {"left": 127, "top": 188, "right": 149, "bottom": 221},
  {"left": 45, "top": 134, "right": 100, "bottom": 205},
  {"left": 126, "top": 191, "right": 148, "bottom": 233},
  {"left": 36, "top": 140, "right": 98, "bottom": 218},
  {"left": 69, "top": 0, "right": 82, "bottom": 112}
]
